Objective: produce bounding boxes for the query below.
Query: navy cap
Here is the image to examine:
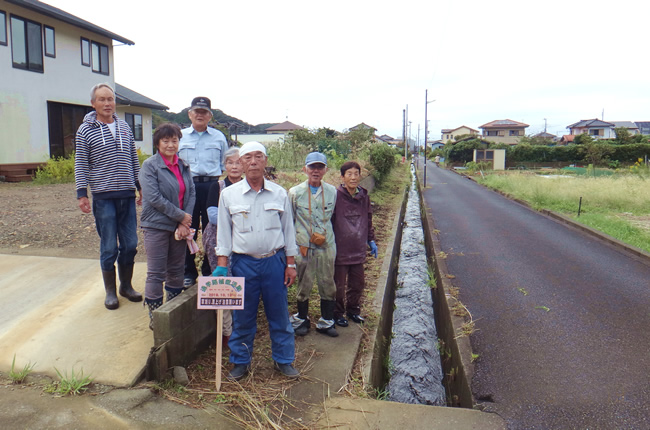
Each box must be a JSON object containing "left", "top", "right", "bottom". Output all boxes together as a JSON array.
[
  {"left": 190, "top": 96, "right": 212, "bottom": 112},
  {"left": 305, "top": 152, "right": 327, "bottom": 167}
]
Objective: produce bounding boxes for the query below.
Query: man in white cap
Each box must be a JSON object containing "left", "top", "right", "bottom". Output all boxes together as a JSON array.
[
  {"left": 288, "top": 152, "right": 338, "bottom": 337},
  {"left": 214, "top": 141, "right": 300, "bottom": 380},
  {"left": 178, "top": 96, "right": 228, "bottom": 291}
]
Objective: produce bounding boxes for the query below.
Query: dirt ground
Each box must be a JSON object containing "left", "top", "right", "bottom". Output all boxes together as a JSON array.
[{"left": 0, "top": 182, "right": 146, "bottom": 261}]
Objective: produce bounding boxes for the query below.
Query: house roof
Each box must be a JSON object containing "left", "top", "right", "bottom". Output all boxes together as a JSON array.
[
  {"left": 611, "top": 121, "right": 639, "bottom": 129},
  {"left": 349, "top": 122, "right": 377, "bottom": 131},
  {"left": 566, "top": 119, "right": 614, "bottom": 129},
  {"left": 443, "top": 125, "right": 479, "bottom": 133},
  {"left": 479, "top": 119, "right": 529, "bottom": 129},
  {"left": 115, "top": 84, "right": 168, "bottom": 110},
  {"left": 7, "top": 0, "right": 134, "bottom": 45},
  {"left": 265, "top": 121, "right": 304, "bottom": 132},
  {"left": 560, "top": 135, "right": 575, "bottom": 143},
  {"left": 533, "top": 132, "right": 557, "bottom": 139}
]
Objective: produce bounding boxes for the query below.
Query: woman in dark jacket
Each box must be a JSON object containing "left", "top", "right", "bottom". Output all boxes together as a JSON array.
[
  {"left": 331, "top": 161, "right": 377, "bottom": 327},
  {"left": 140, "top": 123, "right": 196, "bottom": 329}
]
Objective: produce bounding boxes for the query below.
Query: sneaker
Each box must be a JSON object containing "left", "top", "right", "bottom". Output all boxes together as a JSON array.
[
  {"left": 273, "top": 362, "right": 300, "bottom": 378},
  {"left": 227, "top": 364, "right": 250, "bottom": 381},
  {"left": 347, "top": 313, "right": 365, "bottom": 324},
  {"left": 183, "top": 278, "right": 196, "bottom": 288},
  {"left": 335, "top": 317, "right": 348, "bottom": 327},
  {"left": 316, "top": 325, "right": 339, "bottom": 337}
]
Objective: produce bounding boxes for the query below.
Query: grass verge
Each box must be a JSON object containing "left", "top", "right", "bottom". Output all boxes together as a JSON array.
[{"left": 479, "top": 172, "right": 650, "bottom": 252}]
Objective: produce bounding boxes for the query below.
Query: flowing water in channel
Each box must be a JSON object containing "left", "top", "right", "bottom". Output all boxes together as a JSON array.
[{"left": 387, "top": 165, "right": 446, "bottom": 405}]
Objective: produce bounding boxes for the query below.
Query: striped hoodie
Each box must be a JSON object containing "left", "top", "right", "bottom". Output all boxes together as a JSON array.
[{"left": 75, "top": 111, "right": 140, "bottom": 200}]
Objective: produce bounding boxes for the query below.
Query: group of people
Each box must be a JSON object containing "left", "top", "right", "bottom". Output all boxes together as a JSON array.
[{"left": 74, "top": 84, "right": 377, "bottom": 381}]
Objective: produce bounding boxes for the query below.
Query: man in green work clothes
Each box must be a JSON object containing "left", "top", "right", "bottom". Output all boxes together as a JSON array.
[{"left": 288, "top": 152, "right": 338, "bottom": 337}]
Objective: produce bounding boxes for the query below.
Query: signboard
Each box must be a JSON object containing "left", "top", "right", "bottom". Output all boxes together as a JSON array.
[{"left": 197, "top": 276, "right": 245, "bottom": 310}]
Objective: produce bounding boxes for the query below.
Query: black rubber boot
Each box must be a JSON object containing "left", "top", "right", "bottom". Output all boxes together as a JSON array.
[
  {"left": 165, "top": 286, "right": 185, "bottom": 302},
  {"left": 145, "top": 298, "right": 163, "bottom": 330},
  {"left": 118, "top": 263, "right": 143, "bottom": 302},
  {"left": 294, "top": 300, "right": 310, "bottom": 336},
  {"left": 102, "top": 269, "right": 119, "bottom": 310},
  {"left": 316, "top": 299, "right": 338, "bottom": 337}
]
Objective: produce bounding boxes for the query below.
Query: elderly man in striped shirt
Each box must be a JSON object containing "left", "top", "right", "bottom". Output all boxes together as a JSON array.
[{"left": 75, "top": 83, "right": 143, "bottom": 311}]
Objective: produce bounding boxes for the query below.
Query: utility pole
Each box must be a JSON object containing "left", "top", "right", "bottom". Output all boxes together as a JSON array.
[
  {"left": 408, "top": 121, "right": 412, "bottom": 155},
  {"left": 404, "top": 105, "right": 409, "bottom": 160},
  {"left": 402, "top": 108, "right": 406, "bottom": 160},
  {"left": 544, "top": 118, "right": 547, "bottom": 133},
  {"left": 417, "top": 124, "right": 421, "bottom": 169},
  {"left": 424, "top": 90, "right": 436, "bottom": 186}
]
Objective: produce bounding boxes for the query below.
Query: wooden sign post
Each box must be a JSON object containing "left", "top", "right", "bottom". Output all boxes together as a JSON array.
[{"left": 197, "top": 276, "right": 245, "bottom": 391}]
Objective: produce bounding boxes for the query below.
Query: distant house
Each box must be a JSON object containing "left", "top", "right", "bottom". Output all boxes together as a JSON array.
[
  {"left": 610, "top": 121, "right": 639, "bottom": 135},
  {"left": 428, "top": 140, "right": 445, "bottom": 150},
  {"left": 440, "top": 125, "right": 479, "bottom": 143},
  {"left": 566, "top": 119, "right": 616, "bottom": 139},
  {"left": 265, "top": 121, "right": 304, "bottom": 134},
  {"left": 0, "top": 0, "right": 164, "bottom": 181},
  {"left": 559, "top": 135, "right": 575, "bottom": 145},
  {"left": 532, "top": 132, "right": 558, "bottom": 142},
  {"left": 115, "top": 84, "right": 168, "bottom": 155},
  {"left": 377, "top": 134, "right": 394, "bottom": 143},
  {"left": 479, "top": 119, "right": 529, "bottom": 145},
  {"left": 635, "top": 122, "right": 650, "bottom": 135},
  {"left": 349, "top": 122, "right": 377, "bottom": 134}
]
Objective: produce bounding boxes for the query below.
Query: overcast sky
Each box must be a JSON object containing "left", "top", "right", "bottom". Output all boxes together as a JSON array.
[{"left": 47, "top": 0, "right": 650, "bottom": 140}]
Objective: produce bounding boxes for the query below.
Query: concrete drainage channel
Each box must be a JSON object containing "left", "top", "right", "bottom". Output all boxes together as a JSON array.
[
  {"left": 386, "top": 165, "right": 445, "bottom": 404},
  {"left": 365, "top": 163, "right": 474, "bottom": 409}
]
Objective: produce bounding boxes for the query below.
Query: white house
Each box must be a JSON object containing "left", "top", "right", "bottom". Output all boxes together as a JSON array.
[{"left": 0, "top": 0, "right": 165, "bottom": 180}]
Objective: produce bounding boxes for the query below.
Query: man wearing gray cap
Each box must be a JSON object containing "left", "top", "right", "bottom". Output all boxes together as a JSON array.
[
  {"left": 178, "top": 97, "right": 229, "bottom": 290},
  {"left": 288, "top": 152, "right": 338, "bottom": 337},
  {"left": 214, "top": 141, "right": 300, "bottom": 380}
]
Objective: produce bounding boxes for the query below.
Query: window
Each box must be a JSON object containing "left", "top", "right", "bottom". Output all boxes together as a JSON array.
[
  {"left": 44, "top": 25, "right": 55, "bottom": 57},
  {"left": 497, "top": 130, "right": 505, "bottom": 136},
  {"left": 487, "top": 130, "right": 498, "bottom": 136},
  {"left": 91, "top": 41, "right": 109, "bottom": 74},
  {"left": 125, "top": 113, "right": 143, "bottom": 141},
  {"left": 485, "top": 150, "right": 494, "bottom": 160},
  {"left": 589, "top": 129, "right": 602, "bottom": 136},
  {"left": 80, "top": 37, "right": 90, "bottom": 65},
  {"left": 0, "top": 11, "right": 7, "bottom": 46},
  {"left": 509, "top": 130, "right": 520, "bottom": 136},
  {"left": 10, "top": 15, "right": 43, "bottom": 72}
]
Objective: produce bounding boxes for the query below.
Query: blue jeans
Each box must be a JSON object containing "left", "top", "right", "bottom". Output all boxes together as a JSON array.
[
  {"left": 93, "top": 198, "right": 138, "bottom": 272},
  {"left": 229, "top": 250, "right": 295, "bottom": 365}
]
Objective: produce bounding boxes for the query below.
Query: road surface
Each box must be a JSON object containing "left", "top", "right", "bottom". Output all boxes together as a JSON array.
[{"left": 418, "top": 158, "right": 650, "bottom": 429}]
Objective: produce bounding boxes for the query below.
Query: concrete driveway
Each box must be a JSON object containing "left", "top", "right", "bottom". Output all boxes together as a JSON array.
[{"left": 0, "top": 255, "right": 151, "bottom": 386}]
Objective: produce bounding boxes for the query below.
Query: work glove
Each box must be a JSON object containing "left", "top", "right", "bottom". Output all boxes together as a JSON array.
[
  {"left": 212, "top": 266, "right": 228, "bottom": 277},
  {"left": 368, "top": 240, "right": 378, "bottom": 259}
]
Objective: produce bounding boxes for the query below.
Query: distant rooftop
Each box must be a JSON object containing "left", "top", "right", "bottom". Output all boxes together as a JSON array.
[{"left": 479, "top": 119, "right": 529, "bottom": 129}]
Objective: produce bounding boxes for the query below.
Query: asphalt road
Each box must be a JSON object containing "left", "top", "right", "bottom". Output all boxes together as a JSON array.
[{"left": 417, "top": 158, "right": 650, "bottom": 429}]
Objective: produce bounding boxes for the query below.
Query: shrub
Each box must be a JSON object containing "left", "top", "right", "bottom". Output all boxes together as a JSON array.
[
  {"left": 368, "top": 143, "right": 397, "bottom": 183},
  {"left": 33, "top": 154, "right": 75, "bottom": 184},
  {"left": 267, "top": 139, "right": 311, "bottom": 170},
  {"left": 444, "top": 139, "right": 482, "bottom": 163}
]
